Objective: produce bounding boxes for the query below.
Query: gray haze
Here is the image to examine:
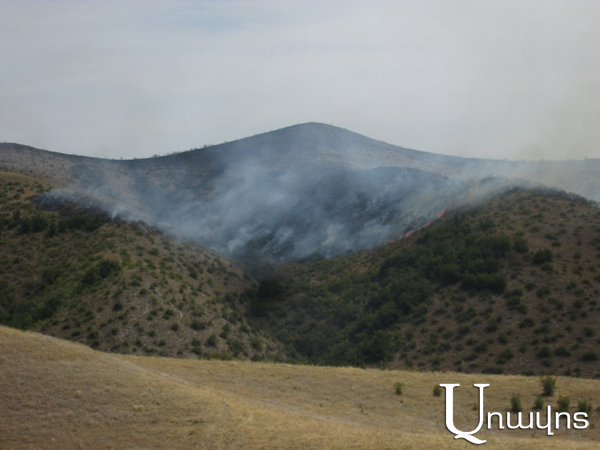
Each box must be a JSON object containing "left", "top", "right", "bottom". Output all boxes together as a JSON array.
[
  {"left": 1, "top": 1, "right": 599, "bottom": 160},
  {"left": 1, "top": 123, "right": 554, "bottom": 268}
]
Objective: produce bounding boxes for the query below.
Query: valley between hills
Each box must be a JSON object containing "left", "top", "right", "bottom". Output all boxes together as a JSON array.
[{"left": 3, "top": 123, "right": 600, "bottom": 448}]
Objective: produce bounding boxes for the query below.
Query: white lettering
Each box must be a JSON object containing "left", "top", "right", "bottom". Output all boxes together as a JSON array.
[
  {"left": 440, "top": 383, "right": 489, "bottom": 445},
  {"left": 506, "top": 412, "right": 534, "bottom": 430},
  {"left": 535, "top": 406, "right": 554, "bottom": 436},
  {"left": 555, "top": 412, "right": 571, "bottom": 429},
  {"left": 487, "top": 412, "right": 504, "bottom": 429},
  {"left": 573, "top": 412, "right": 589, "bottom": 430},
  {"left": 440, "top": 383, "right": 591, "bottom": 442}
]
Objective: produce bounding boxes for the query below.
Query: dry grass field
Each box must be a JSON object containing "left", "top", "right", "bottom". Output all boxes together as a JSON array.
[{"left": 2, "top": 325, "right": 600, "bottom": 449}]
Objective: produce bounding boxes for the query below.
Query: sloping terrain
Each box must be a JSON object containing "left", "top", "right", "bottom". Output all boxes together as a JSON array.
[
  {"left": 2, "top": 325, "right": 600, "bottom": 449},
  {"left": 2, "top": 123, "right": 600, "bottom": 266},
  {"left": 3, "top": 126, "right": 600, "bottom": 448},
  {"left": 260, "top": 188, "right": 600, "bottom": 377},
  {"left": 2, "top": 122, "right": 600, "bottom": 200},
  {"left": 0, "top": 171, "right": 283, "bottom": 361}
]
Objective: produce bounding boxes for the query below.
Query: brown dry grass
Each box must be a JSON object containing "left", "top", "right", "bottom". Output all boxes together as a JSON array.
[{"left": 2, "top": 326, "right": 600, "bottom": 449}]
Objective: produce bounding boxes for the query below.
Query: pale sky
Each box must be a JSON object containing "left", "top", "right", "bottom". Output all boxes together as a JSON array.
[{"left": 1, "top": 1, "right": 599, "bottom": 161}]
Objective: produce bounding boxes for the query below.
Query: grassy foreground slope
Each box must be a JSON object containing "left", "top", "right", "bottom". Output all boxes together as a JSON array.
[
  {"left": 0, "top": 171, "right": 282, "bottom": 361},
  {"left": 261, "top": 189, "right": 600, "bottom": 377},
  {"left": 2, "top": 325, "right": 600, "bottom": 449}
]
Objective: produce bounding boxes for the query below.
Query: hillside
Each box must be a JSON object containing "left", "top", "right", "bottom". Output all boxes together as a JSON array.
[
  {"left": 2, "top": 325, "right": 600, "bottom": 449},
  {"left": 4, "top": 167, "right": 600, "bottom": 379},
  {"left": 2, "top": 123, "right": 600, "bottom": 266},
  {"left": 0, "top": 171, "right": 283, "bottom": 361},
  {"left": 2, "top": 122, "right": 600, "bottom": 201},
  {"left": 257, "top": 188, "right": 600, "bottom": 378}
]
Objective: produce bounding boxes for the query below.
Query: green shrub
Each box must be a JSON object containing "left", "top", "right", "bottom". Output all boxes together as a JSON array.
[
  {"left": 553, "top": 347, "right": 571, "bottom": 357},
  {"left": 207, "top": 333, "right": 218, "bottom": 347},
  {"left": 81, "top": 259, "right": 121, "bottom": 286},
  {"left": 476, "top": 272, "right": 507, "bottom": 293},
  {"left": 98, "top": 259, "right": 121, "bottom": 278},
  {"left": 533, "top": 249, "right": 553, "bottom": 265},
  {"left": 543, "top": 255, "right": 555, "bottom": 266},
  {"left": 482, "top": 366, "right": 503, "bottom": 374},
  {"left": 536, "top": 346, "right": 552, "bottom": 359},
  {"left": 220, "top": 324, "right": 231, "bottom": 339},
  {"left": 518, "top": 317, "right": 535, "bottom": 329},
  {"left": 433, "top": 385, "right": 442, "bottom": 397},
  {"left": 474, "top": 342, "right": 488, "bottom": 354},
  {"left": 510, "top": 395, "right": 522, "bottom": 413},
  {"left": 20, "top": 214, "right": 49, "bottom": 234},
  {"left": 536, "top": 286, "right": 551, "bottom": 298},
  {"left": 582, "top": 351, "right": 598, "bottom": 362},
  {"left": 497, "top": 333, "right": 508, "bottom": 344},
  {"left": 541, "top": 376, "right": 557, "bottom": 396},
  {"left": 513, "top": 235, "right": 529, "bottom": 253},
  {"left": 88, "top": 329, "right": 99, "bottom": 340},
  {"left": 557, "top": 396, "right": 570, "bottom": 413},
  {"left": 41, "top": 268, "right": 61, "bottom": 285},
  {"left": 457, "top": 324, "right": 471, "bottom": 337},
  {"left": 479, "top": 216, "right": 496, "bottom": 232},
  {"left": 170, "top": 323, "right": 179, "bottom": 331},
  {"left": 496, "top": 347, "right": 514, "bottom": 365},
  {"left": 58, "top": 212, "right": 107, "bottom": 232},
  {"left": 250, "top": 336, "right": 263, "bottom": 351},
  {"left": 577, "top": 400, "right": 592, "bottom": 414},
  {"left": 358, "top": 331, "right": 394, "bottom": 364},
  {"left": 394, "top": 381, "right": 404, "bottom": 395},
  {"left": 533, "top": 395, "right": 544, "bottom": 410},
  {"left": 190, "top": 319, "right": 206, "bottom": 331},
  {"left": 250, "top": 277, "right": 286, "bottom": 316},
  {"left": 227, "top": 339, "right": 245, "bottom": 356}
]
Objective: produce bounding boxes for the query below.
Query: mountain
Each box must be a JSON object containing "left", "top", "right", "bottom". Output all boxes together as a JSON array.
[
  {"left": 4, "top": 124, "right": 600, "bottom": 448},
  {"left": 3, "top": 122, "right": 600, "bottom": 375},
  {"left": 6, "top": 122, "right": 597, "bottom": 267},
  {"left": 5, "top": 165, "right": 600, "bottom": 378},
  {"left": 2, "top": 122, "right": 600, "bottom": 197}
]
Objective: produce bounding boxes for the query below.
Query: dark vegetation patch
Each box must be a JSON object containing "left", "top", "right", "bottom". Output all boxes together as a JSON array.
[
  {"left": 240, "top": 189, "right": 600, "bottom": 378},
  {"left": 0, "top": 172, "right": 282, "bottom": 362},
  {"left": 4, "top": 168, "right": 600, "bottom": 379}
]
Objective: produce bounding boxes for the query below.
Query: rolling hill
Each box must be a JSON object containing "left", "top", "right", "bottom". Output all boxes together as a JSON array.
[
  {"left": 2, "top": 123, "right": 600, "bottom": 266},
  {"left": 3, "top": 124, "right": 600, "bottom": 448},
  {"left": 2, "top": 122, "right": 600, "bottom": 200},
  {"left": 2, "top": 324, "right": 600, "bottom": 449},
  {"left": 260, "top": 188, "right": 600, "bottom": 378},
  {"left": 0, "top": 171, "right": 283, "bottom": 361}
]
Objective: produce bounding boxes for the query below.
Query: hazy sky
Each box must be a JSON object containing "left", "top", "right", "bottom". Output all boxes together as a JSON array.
[{"left": 1, "top": 1, "right": 599, "bottom": 161}]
